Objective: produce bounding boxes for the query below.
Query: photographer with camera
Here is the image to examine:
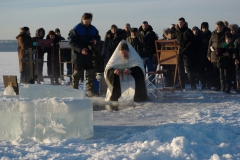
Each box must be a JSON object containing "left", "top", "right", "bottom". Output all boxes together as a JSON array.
[{"left": 69, "top": 13, "right": 100, "bottom": 97}]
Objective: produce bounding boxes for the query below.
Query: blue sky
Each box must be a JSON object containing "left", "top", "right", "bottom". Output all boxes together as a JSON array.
[{"left": 0, "top": 0, "right": 239, "bottom": 40}]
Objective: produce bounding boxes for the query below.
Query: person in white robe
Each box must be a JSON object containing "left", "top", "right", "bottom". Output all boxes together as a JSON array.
[{"left": 104, "top": 40, "right": 148, "bottom": 102}]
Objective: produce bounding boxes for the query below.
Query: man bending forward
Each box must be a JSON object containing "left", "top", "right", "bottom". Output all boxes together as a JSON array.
[{"left": 104, "top": 40, "right": 148, "bottom": 102}]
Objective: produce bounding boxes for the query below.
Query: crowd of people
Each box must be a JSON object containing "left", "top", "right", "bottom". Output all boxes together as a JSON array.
[{"left": 16, "top": 12, "right": 240, "bottom": 99}]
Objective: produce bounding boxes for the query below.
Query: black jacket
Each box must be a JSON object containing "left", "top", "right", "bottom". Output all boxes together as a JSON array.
[
  {"left": 219, "top": 43, "right": 234, "bottom": 69},
  {"left": 69, "top": 23, "right": 100, "bottom": 66},
  {"left": 207, "top": 27, "right": 229, "bottom": 63},
  {"left": 32, "top": 28, "right": 45, "bottom": 51},
  {"left": 138, "top": 25, "right": 158, "bottom": 57},
  {"left": 122, "top": 29, "right": 131, "bottom": 40},
  {"left": 101, "top": 29, "right": 123, "bottom": 67},
  {"left": 200, "top": 30, "right": 211, "bottom": 54},
  {"left": 193, "top": 32, "right": 205, "bottom": 60},
  {"left": 171, "top": 24, "right": 194, "bottom": 57}
]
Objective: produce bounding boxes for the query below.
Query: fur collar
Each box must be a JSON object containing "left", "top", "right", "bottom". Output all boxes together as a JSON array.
[{"left": 16, "top": 28, "right": 30, "bottom": 39}]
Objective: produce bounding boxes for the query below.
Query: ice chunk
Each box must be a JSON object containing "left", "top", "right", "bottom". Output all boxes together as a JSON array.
[
  {"left": 34, "top": 98, "right": 93, "bottom": 141},
  {"left": 0, "top": 101, "right": 22, "bottom": 140},
  {"left": 19, "top": 84, "right": 85, "bottom": 99},
  {"left": 0, "top": 98, "right": 93, "bottom": 141},
  {"left": 20, "top": 101, "right": 35, "bottom": 138}
]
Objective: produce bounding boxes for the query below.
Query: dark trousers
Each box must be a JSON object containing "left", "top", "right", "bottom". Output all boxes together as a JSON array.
[
  {"left": 36, "top": 52, "right": 44, "bottom": 80},
  {"left": 47, "top": 52, "right": 60, "bottom": 80},
  {"left": 72, "top": 64, "right": 94, "bottom": 90},
  {"left": 110, "top": 67, "right": 147, "bottom": 102},
  {"left": 197, "top": 58, "right": 213, "bottom": 87},
  {"left": 178, "top": 55, "right": 197, "bottom": 89},
  {"left": 219, "top": 67, "right": 232, "bottom": 91},
  {"left": 20, "top": 70, "right": 30, "bottom": 83},
  {"left": 162, "top": 65, "right": 175, "bottom": 87},
  {"left": 211, "top": 62, "right": 221, "bottom": 89}
]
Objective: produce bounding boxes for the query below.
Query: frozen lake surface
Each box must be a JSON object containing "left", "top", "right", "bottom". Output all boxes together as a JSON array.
[{"left": 0, "top": 52, "right": 240, "bottom": 159}]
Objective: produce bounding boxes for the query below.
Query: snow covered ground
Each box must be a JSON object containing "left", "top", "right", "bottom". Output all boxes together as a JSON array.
[{"left": 0, "top": 52, "right": 240, "bottom": 159}]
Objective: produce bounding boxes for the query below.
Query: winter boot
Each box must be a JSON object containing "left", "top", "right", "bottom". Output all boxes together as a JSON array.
[{"left": 86, "top": 69, "right": 98, "bottom": 97}]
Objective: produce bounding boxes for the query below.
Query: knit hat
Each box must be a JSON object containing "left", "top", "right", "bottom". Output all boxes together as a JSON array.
[
  {"left": 130, "top": 28, "right": 138, "bottom": 32},
  {"left": 201, "top": 22, "right": 209, "bottom": 29},
  {"left": 111, "top": 24, "right": 118, "bottom": 29},
  {"left": 23, "top": 27, "right": 29, "bottom": 32},
  {"left": 192, "top": 26, "right": 199, "bottom": 31},
  {"left": 48, "top": 30, "right": 55, "bottom": 36},
  {"left": 55, "top": 28, "right": 60, "bottom": 33}
]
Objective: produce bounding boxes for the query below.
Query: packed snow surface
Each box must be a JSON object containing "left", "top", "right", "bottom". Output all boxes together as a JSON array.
[{"left": 0, "top": 52, "right": 240, "bottom": 159}]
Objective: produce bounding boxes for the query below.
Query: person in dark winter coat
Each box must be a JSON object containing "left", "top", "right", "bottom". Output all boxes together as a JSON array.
[
  {"left": 208, "top": 21, "right": 229, "bottom": 91},
  {"left": 218, "top": 33, "right": 237, "bottom": 93},
  {"left": 69, "top": 13, "right": 101, "bottom": 97},
  {"left": 199, "top": 22, "right": 213, "bottom": 89},
  {"left": 46, "top": 30, "right": 61, "bottom": 85},
  {"left": 192, "top": 26, "right": 203, "bottom": 85},
  {"left": 32, "top": 28, "right": 45, "bottom": 82},
  {"left": 101, "top": 24, "right": 124, "bottom": 68},
  {"left": 126, "top": 28, "right": 147, "bottom": 58},
  {"left": 16, "top": 27, "right": 33, "bottom": 83},
  {"left": 161, "top": 28, "right": 175, "bottom": 87},
  {"left": 122, "top": 23, "right": 131, "bottom": 40},
  {"left": 171, "top": 17, "right": 195, "bottom": 90},
  {"left": 228, "top": 24, "right": 240, "bottom": 87},
  {"left": 138, "top": 21, "right": 158, "bottom": 83},
  {"left": 234, "top": 34, "right": 240, "bottom": 92},
  {"left": 55, "top": 28, "right": 65, "bottom": 41}
]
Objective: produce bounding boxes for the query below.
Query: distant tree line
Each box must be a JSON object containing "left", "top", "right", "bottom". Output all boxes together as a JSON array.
[{"left": 0, "top": 40, "right": 18, "bottom": 52}]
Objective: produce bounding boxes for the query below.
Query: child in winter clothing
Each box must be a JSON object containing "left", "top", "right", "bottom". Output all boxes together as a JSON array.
[{"left": 218, "top": 33, "right": 236, "bottom": 93}]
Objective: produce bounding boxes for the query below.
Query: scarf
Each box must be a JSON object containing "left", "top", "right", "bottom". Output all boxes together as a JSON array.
[{"left": 222, "top": 41, "right": 234, "bottom": 48}]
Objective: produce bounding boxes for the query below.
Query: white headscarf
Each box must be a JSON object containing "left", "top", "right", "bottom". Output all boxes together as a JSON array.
[{"left": 104, "top": 40, "right": 145, "bottom": 101}]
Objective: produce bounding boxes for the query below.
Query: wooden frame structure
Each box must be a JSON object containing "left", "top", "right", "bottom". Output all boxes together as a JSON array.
[
  {"left": 154, "top": 39, "right": 182, "bottom": 93},
  {"left": 36, "top": 39, "right": 55, "bottom": 84},
  {"left": 58, "top": 41, "right": 73, "bottom": 84}
]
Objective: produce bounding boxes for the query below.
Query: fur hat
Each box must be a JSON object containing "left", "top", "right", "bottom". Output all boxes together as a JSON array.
[
  {"left": 130, "top": 28, "right": 138, "bottom": 32},
  {"left": 55, "top": 28, "right": 60, "bottom": 33},
  {"left": 201, "top": 22, "right": 209, "bottom": 29},
  {"left": 229, "top": 24, "right": 239, "bottom": 32},
  {"left": 23, "top": 27, "right": 29, "bottom": 32},
  {"left": 222, "top": 20, "right": 229, "bottom": 27}
]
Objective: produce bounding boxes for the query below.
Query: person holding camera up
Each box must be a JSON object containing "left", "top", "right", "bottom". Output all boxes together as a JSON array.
[{"left": 69, "top": 12, "right": 100, "bottom": 97}]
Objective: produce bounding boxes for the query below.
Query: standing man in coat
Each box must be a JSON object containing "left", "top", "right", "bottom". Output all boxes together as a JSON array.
[
  {"left": 138, "top": 21, "right": 158, "bottom": 84},
  {"left": 122, "top": 23, "right": 131, "bottom": 40},
  {"left": 126, "top": 27, "right": 147, "bottom": 58},
  {"left": 16, "top": 27, "right": 33, "bottom": 83},
  {"left": 101, "top": 24, "right": 124, "bottom": 68},
  {"left": 171, "top": 17, "right": 195, "bottom": 90},
  {"left": 199, "top": 22, "right": 212, "bottom": 89},
  {"left": 69, "top": 12, "right": 100, "bottom": 97},
  {"left": 207, "top": 21, "right": 229, "bottom": 91}
]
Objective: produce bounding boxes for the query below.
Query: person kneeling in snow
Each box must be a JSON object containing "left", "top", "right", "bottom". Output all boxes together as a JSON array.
[{"left": 104, "top": 40, "right": 148, "bottom": 102}]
